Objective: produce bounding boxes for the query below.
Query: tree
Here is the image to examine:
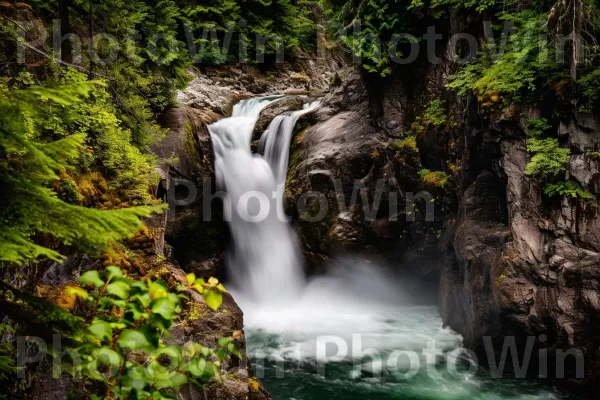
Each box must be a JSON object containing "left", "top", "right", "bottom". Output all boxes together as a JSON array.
[
  {"left": 0, "top": 81, "right": 164, "bottom": 264},
  {"left": 548, "top": 0, "right": 596, "bottom": 82}
]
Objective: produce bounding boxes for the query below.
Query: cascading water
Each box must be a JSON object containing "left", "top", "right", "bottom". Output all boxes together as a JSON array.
[
  {"left": 208, "top": 97, "right": 319, "bottom": 305},
  {"left": 210, "top": 97, "right": 576, "bottom": 400}
]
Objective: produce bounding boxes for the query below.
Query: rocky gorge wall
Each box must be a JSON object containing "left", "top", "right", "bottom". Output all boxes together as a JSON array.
[
  {"left": 279, "top": 31, "right": 600, "bottom": 399},
  {"left": 158, "top": 32, "right": 600, "bottom": 395}
]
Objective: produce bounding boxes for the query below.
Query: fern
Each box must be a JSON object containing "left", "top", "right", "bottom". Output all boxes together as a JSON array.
[
  {"left": 524, "top": 137, "right": 570, "bottom": 178},
  {"left": 544, "top": 181, "right": 594, "bottom": 199},
  {"left": 0, "top": 83, "right": 165, "bottom": 265}
]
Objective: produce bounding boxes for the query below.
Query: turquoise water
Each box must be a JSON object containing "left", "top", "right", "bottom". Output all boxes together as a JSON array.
[
  {"left": 236, "top": 263, "right": 576, "bottom": 400},
  {"left": 245, "top": 306, "right": 573, "bottom": 400}
]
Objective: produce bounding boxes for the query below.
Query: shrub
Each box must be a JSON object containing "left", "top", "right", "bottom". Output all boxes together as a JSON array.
[
  {"left": 544, "top": 180, "right": 594, "bottom": 199},
  {"left": 524, "top": 137, "right": 570, "bottom": 178},
  {"left": 526, "top": 118, "right": 551, "bottom": 136},
  {"left": 423, "top": 99, "right": 447, "bottom": 127},
  {"left": 65, "top": 268, "right": 236, "bottom": 399},
  {"left": 396, "top": 136, "right": 419, "bottom": 152},
  {"left": 448, "top": 11, "right": 561, "bottom": 105},
  {"left": 0, "top": 82, "right": 164, "bottom": 264},
  {"left": 418, "top": 169, "right": 450, "bottom": 188}
]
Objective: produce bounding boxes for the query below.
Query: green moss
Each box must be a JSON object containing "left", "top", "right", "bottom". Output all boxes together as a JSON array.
[
  {"left": 183, "top": 121, "right": 204, "bottom": 172},
  {"left": 186, "top": 302, "right": 208, "bottom": 322},
  {"left": 418, "top": 169, "right": 450, "bottom": 188}
]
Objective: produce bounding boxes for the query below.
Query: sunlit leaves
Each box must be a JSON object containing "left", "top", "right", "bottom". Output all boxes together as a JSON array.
[
  {"left": 66, "top": 267, "right": 241, "bottom": 398},
  {"left": 544, "top": 180, "right": 594, "bottom": 200},
  {"left": 88, "top": 320, "right": 113, "bottom": 343},
  {"left": 525, "top": 137, "right": 570, "bottom": 177},
  {"left": 65, "top": 286, "right": 89, "bottom": 300},
  {"left": 80, "top": 271, "right": 105, "bottom": 288},
  {"left": 186, "top": 273, "right": 227, "bottom": 311},
  {"left": 106, "top": 281, "right": 131, "bottom": 299},
  {"left": 106, "top": 266, "right": 124, "bottom": 280},
  {"left": 117, "top": 330, "right": 153, "bottom": 350}
]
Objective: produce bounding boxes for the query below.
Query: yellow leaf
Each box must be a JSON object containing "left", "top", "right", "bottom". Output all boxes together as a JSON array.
[
  {"left": 194, "top": 278, "right": 206, "bottom": 286},
  {"left": 216, "top": 283, "right": 227, "bottom": 293},
  {"left": 186, "top": 273, "right": 196, "bottom": 285},
  {"left": 192, "top": 284, "right": 204, "bottom": 294},
  {"left": 207, "top": 277, "right": 219, "bottom": 287}
]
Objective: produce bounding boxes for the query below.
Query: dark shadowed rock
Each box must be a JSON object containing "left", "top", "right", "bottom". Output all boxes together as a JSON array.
[{"left": 284, "top": 68, "right": 444, "bottom": 276}]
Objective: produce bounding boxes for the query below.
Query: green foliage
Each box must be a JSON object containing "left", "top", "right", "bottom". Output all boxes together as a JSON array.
[
  {"left": 323, "top": 0, "right": 496, "bottom": 75},
  {"left": 526, "top": 118, "right": 551, "bottom": 136},
  {"left": 396, "top": 135, "right": 419, "bottom": 152},
  {"left": 524, "top": 137, "right": 570, "bottom": 178},
  {"left": 180, "top": 0, "right": 317, "bottom": 64},
  {"left": 0, "top": 82, "right": 165, "bottom": 265},
  {"left": 423, "top": 99, "right": 447, "bottom": 127},
  {"left": 579, "top": 69, "right": 600, "bottom": 112},
  {"left": 544, "top": 180, "right": 594, "bottom": 199},
  {"left": 410, "top": 99, "right": 447, "bottom": 134},
  {"left": 418, "top": 169, "right": 449, "bottom": 188},
  {"left": 66, "top": 268, "right": 236, "bottom": 399},
  {"left": 585, "top": 151, "right": 600, "bottom": 160},
  {"left": 323, "top": 0, "right": 414, "bottom": 76},
  {"left": 59, "top": 179, "right": 85, "bottom": 205},
  {"left": 185, "top": 273, "right": 228, "bottom": 312},
  {"left": 0, "top": 324, "right": 17, "bottom": 382},
  {"left": 26, "top": 69, "right": 160, "bottom": 204},
  {"left": 448, "top": 11, "right": 561, "bottom": 105}
]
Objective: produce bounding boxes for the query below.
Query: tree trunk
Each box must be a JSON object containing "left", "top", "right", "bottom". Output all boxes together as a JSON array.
[
  {"left": 571, "top": 0, "right": 583, "bottom": 81},
  {"left": 58, "top": 0, "right": 73, "bottom": 63}
]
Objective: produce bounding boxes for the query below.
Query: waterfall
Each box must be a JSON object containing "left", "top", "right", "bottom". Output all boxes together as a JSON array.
[{"left": 208, "top": 97, "right": 319, "bottom": 305}]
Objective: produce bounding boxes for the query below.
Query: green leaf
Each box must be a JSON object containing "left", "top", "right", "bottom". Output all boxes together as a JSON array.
[
  {"left": 126, "top": 301, "right": 149, "bottom": 321},
  {"left": 92, "top": 347, "right": 123, "bottom": 367},
  {"left": 151, "top": 298, "right": 176, "bottom": 319},
  {"left": 203, "top": 289, "right": 222, "bottom": 311},
  {"left": 187, "top": 358, "right": 218, "bottom": 382},
  {"left": 106, "top": 266, "right": 124, "bottom": 280},
  {"left": 121, "top": 365, "right": 147, "bottom": 390},
  {"left": 228, "top": 343, "right": 242, "bottom": 359},
  {"left": 106, "top": 281, "right": 131, "bottom": 299},
  {"left": 156, "top": 372, "right": 187, "bottom": 390},
  {"left": 149, "top": 281, "right": 168, "bottom": 299},
  {"left": 89, "top": 320, "right": 113, "bottom": 343},
  {"left": 216, "top": 283, "right": 227, "bottom": 293},
  {"left": 117, "top": 330, "right": 153, "bottom": 350},
  {"left": 152, "top": 345, "right": 182, "bottom": 365},
  {"left": 153, "top": 314, "right": 174, "bottom": 334},
  {"left": 185, "top": 343, "right": 205, "bottom": 357},
  {"left": 65, "top": 286, "right": 88, "bottom": 300},
  {"left": 80, "top": 271, "right": 104, "bottom": 288}
]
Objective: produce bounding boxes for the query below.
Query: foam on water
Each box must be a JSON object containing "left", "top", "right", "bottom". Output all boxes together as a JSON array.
[
  {"left": 211, "top": 97, "right": 574, "bottom": 400},
  {"left": 236, "top": 260, "right": 573, "bottom": 400}
]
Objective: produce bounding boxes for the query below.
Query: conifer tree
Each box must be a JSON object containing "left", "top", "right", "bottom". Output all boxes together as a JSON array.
[{"left": 0, "top": 81, "right": 164, "bottom": 264}]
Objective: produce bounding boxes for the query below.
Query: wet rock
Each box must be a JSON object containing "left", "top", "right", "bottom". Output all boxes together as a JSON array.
[
  {"left": 253, "top": 96, "right": 306, "bottom": 142},
  {"left": 284, "top": 67, "right": 443, "bottom": 275}
]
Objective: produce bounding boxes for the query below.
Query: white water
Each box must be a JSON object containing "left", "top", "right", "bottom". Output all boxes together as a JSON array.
[
  {"left": 241, "top": 259, "right": 569, "bottom": 400},
  {"left": 208, "top": 96, "right": 318, "bottom": 304},
  {"left": 211, "top": 98, "right": 571, "bottom": 400}
]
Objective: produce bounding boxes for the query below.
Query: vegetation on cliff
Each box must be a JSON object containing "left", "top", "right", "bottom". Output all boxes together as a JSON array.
[{"left": 0, "top": 0, "right": 324, "bottom": 397}]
